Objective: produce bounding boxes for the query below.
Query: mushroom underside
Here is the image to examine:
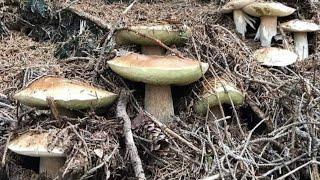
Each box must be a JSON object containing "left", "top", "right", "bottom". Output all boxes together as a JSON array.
[{"left": 294, "top": 32, "right": 309, "bottom": 60}]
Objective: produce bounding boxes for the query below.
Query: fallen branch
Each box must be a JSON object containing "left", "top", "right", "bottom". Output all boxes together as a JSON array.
[
  {"left": 66, "top": 6, "right": 111, "bottom": 30},
  {"left": 117, "top": 91, "right": 146, "bottom": 180}
]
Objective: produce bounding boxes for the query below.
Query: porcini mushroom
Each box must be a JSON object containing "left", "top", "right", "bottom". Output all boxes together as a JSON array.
[
  {"left": 195, "top": 79, "right": 244, "bottom": 120},
  {"left": 108, "top": 53, "right": 209, "bottom": 123},
  {"left": 13, "top": 76, "right": 118, "bottom": 110},
  {"left": 253, "top": 47, "right": 298, "bottom": 66},
  {"left": 115, "top": 24, "right": 191, "bottom": 55},
  {"left": 220, "top": 0, "right": 256, "bottom": 37},
  {"left": 8, "top": 131, "right": 65, "bottom": 178},
  {"left": 243, "top": 2, "right": 296, "bottom": 47},
  {"left": 280, "top": 19, "right": 320, "bottom": 60}
]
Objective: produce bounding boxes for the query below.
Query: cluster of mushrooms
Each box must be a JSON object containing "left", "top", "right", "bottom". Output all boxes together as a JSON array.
[
  {"left": 7, "top": 24, "right": 245, "bottom": 177},
  {"left": 7, "top": 0, "right": 319, "bottom": 178},
  {"left": 222, "top": 0, "right": 320, "bottom": 64}
]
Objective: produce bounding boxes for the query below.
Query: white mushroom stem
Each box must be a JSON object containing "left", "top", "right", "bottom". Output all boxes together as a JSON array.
[
  {"left": 142, "top": 45, "right": 174, "bottom": 124},
  {"left": 233, "top": 9, "right": 255, "bottom": 37},
  {"left": 255, "top": 16, "right": 277, "bottom": 47},
  {"left": 294, "top": 32, "right": 309, "bottom": 60},
  {"left": 145, "top": 85, "right": 174, "bottom": 123},
  {"left": 39, "top": 157, "right": 65, "bottom": 177}
]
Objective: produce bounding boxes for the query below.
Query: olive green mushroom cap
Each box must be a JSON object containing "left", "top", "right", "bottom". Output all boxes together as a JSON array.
[
  {"left": 108, "top": 53, "right": 209, "bottom": 86},
  {"left": 115, "top": 24, "right": 191, "bottom": 46},
  {"left": 8, "top": 131, "right": 64, "bottom": 157},
  {"left": 243, "top": 2, "right": 296, "bottom": 17},
  {"left": 13, "top": 76, "right": 118, "bottom": 110},
  {"left": 195, "top": 80, "right": 244, "bottom": 115},
  {"left": 253, "top": 47, "right": 298, "bottom": 66},
  {"left": 280, "top": 19, "right": 320, "bottom": 32},
  {"left": 221, "top": 0, "right": 256, "bottom": 13}
]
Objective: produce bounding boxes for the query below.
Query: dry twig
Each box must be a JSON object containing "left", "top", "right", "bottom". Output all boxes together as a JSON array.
[{"left": 117, "top": 91, "right": 145, "bottom": 180}]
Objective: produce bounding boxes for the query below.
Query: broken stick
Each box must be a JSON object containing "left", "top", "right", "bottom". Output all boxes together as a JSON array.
[{"left": 117, "top": 91, "right": 146, "bottom": 180}]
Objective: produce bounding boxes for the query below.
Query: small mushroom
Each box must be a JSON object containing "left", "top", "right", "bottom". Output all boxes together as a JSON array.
[
  {"left": 13, "top": 76, "right": 118, "bottom": 110},
  {"left": 280, "top": 19, "right": 320, "bottom": 60},
  {"left": 8, "top": 131, "right": 65, "bottom": 178},
  {"left": 243, "top": 2, "right": 296, "bottom": 47},
  {"left": 115, "top": 24, "right": 191, "bottom": 55},
  {"left": 220, "top": 0, "right": 256, "bottom": 37},
  {"left": 253, "top": 47, "right": 298, "bottom": 66},
  {"left": 195, "top": 79, "right": 244, "bottom": 120},
  {"left": 108, "top": 53, "right": 208, "bottom": 123}
]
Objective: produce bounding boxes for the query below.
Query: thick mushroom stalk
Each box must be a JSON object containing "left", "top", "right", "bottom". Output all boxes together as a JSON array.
[
  {"left": 141, "top": 45, "right": 166, "bottom": 55},
  {"left": 145, "top": 85, "right": 174, "bottom": 122},
  {"left": 255, "top": 16, "right": 277, "bottom": 47},
  {"left": 108, "top": 53, "right": 208, "bottom": 124},
  {"left": 243, "top": 2, "right": 296, "bottom": 47},
  {"left": 233, "top": 9, "right": 255, "bottom": 37},
  {"left": 294, "top": 32, "right": 308, "bottom": 60},
  {"left": 40, "top": 157, "right": 65, "bottom": 177}
]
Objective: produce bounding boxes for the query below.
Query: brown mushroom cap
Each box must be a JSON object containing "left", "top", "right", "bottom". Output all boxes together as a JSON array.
[
  {"left": 221, "top": 0, "right": 256, "bottom": 13},
  {"left": 13, "top": 76, "right": 118, "bottom": 110},
  {"left": 8, "top": 131, "right": 64, "bottom": 157},
  {"left": 280, "top": 19, "right": 320, "bottom": 32},
  {"left": 243, "top": 2, "right": 295, "bottom": 17},
  {"left": 108, "top": 53, "right": 208, "bottom": 85}
]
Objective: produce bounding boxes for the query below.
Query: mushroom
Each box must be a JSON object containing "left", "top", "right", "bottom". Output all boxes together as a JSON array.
[
  {"left": 13, "top": 76, "right": 118, "bottom": 110},
  {"left": 253, "top": 47, "right": 298, "bottom": 66},
  {"left": 220, "top": 0, "right": 256, "bottom": 37},
  {"left": 243, "top": 2, "right": 296, "bottom": 47},
  {"left": 115, "top": 24, "right": 191, "bottom": 55},
  {"left": 108, "top": 53, "right": 209, "bottom": 123},
  {"left": 8, "top": 131, "right": 65, "bottom": 178},
  {"left": 280, "top": 19, "right": 320, "bottom": 60},
  {"left": 194, "top": 79, "right": 244, "bottom": 120}
]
